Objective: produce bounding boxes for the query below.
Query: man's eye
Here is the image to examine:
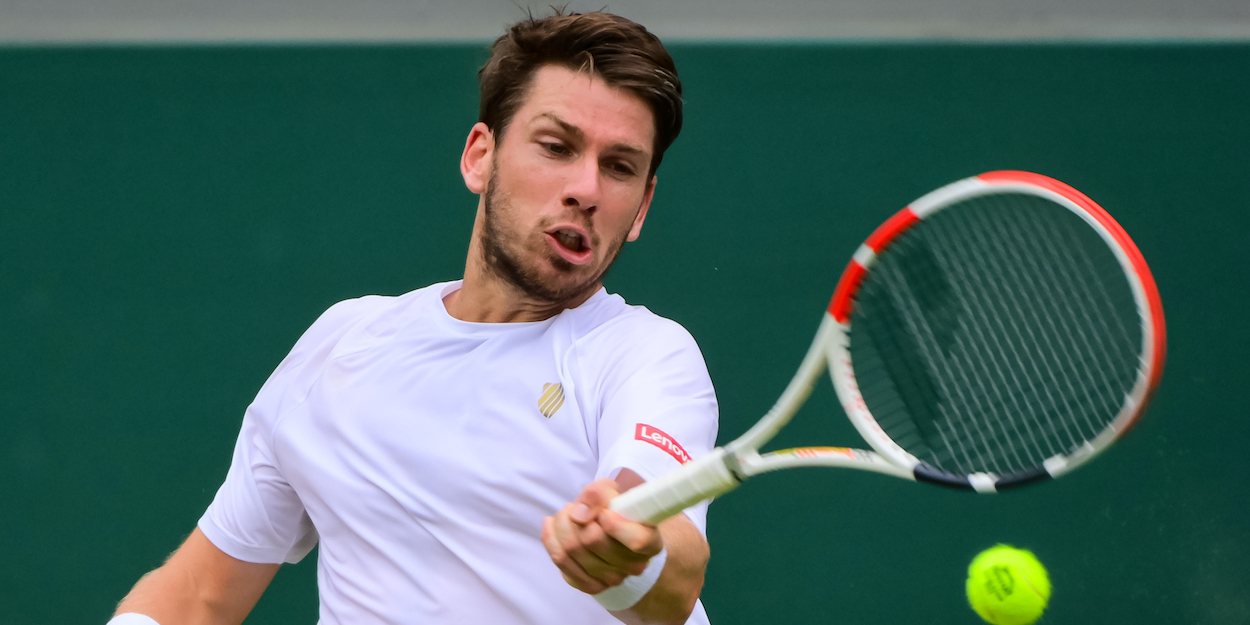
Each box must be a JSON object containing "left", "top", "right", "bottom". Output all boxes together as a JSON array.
[
  {"left": 609, "top": 162, "right": 637, "bottom": 177},
  {"left": 542, "top": 142, "right": 570, "bottom": 155}
]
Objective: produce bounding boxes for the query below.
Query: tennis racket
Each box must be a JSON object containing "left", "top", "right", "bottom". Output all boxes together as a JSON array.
[{"left": 611, "top": 170, "right": 1166, "bottom": 524}]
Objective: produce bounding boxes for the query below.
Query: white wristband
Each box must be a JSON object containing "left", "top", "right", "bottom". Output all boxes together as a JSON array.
[
  {"left": 107, "top": 614, "right": 161, "bottom": 625},
  {"left": 592, "top": 547, "right": 668, "bottom": 611}
]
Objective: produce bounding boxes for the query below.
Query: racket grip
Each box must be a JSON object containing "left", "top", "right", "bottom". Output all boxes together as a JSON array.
[{"left": 610, "top": 448, "right": 740, "bottom": 524}]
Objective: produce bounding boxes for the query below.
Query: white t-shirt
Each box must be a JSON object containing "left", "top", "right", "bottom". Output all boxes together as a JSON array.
[{"left": 198, "top": 281, "right": 719, "bottom": 624}]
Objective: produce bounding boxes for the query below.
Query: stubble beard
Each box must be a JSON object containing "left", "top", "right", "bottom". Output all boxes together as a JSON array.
[{"left": 479, "top": 167, "right": 631, "bottom": 306}]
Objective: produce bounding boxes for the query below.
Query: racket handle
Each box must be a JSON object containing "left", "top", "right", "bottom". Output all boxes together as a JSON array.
[{"left": 610, "top": 448, "right": 740, "bottom": 524}]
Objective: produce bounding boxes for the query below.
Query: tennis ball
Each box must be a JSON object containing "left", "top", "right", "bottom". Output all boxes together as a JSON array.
[{"left": 966, "top": 544, "right": 1051, "bottom": 625}]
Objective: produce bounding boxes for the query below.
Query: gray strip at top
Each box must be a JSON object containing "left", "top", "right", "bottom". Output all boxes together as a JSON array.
[{"left": 2, "top": 0, "right": 1249, "bottom": 42}]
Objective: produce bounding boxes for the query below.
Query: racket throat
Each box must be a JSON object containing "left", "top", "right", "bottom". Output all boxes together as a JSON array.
[{"left": 721, "top": 443, "right": 757, "bottom": 482}]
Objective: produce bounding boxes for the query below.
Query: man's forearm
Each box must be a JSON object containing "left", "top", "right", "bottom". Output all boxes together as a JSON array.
[
  {"left": 115, "top": 564, "right": 206, "bottom": 624},
  {"left": 611, "top": 514, "right": 709, "bottom": 625},
  {"left": 114, "top": 529, "right": 279, "bottom": 625}
]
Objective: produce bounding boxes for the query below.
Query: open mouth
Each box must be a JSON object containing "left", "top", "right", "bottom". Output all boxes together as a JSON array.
[{"left": 546, "top": 227, "right": 593, "bottom": 265}]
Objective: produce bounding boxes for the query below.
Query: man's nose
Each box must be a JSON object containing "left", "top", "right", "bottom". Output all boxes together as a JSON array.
[{"left": 562, "top": 156, "right": 601, "bottom": 212}]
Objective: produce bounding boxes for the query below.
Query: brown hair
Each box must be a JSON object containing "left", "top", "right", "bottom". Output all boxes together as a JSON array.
[{"left": 478, "top": 9, "right": 683, "bottom": 177}]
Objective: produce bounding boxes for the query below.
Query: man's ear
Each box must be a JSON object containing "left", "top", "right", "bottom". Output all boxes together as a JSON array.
[
  {"left": 461, "top": 122, "right": 494, "bottom": 194},
  {"left": 626, "top": 175, "right": 657, "bottom": 242}
]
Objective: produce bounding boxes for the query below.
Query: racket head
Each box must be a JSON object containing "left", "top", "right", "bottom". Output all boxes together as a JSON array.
[{"left": 826, "top": 171, "right": 1165, "bottom": 492}]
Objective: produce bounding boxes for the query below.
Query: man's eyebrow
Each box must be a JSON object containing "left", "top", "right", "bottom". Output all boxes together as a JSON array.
[
  {"left": 536, "top": 112, "right": 584, "bottom": 141},
  {"left": 534, "top": 112, "right": 650, "bottom": 157}
]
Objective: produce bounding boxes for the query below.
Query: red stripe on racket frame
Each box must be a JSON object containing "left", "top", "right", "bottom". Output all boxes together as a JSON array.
[
  {"left": 828, "top": 207, "right": 920, "bottom": 323},
  {"left": 865, "top": 207, "right": 920, "bottom": 252},
  {"left": 829, "top": 261, "right": 867, "bottom": 323}
]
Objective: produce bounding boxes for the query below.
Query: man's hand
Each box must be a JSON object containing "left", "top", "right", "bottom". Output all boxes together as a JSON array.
[
  {"left": 542, "top": 471, "right": 709, "bottom": 625},
  {"left": 541, "top": 478, "right": 663, "bottom": 594}
]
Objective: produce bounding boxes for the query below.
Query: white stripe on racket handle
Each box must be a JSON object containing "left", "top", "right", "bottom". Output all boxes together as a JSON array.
[{"left": 609, "top": 448, "right": 740, "bottom": 524}]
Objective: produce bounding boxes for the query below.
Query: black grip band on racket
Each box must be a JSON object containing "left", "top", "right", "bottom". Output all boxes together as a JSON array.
[
  {"left": 992, "top": 467, "right": 1052, "bottom": 491},
  {"left": 912, "top": 462, "right": 975, "bottom": 491},
  {"left": 913, "top": 462, "right": 1052, "bottom": 492}
]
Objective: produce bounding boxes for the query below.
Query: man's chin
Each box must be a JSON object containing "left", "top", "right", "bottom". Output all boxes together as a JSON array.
[
  {"left": 487, "top": 240, "right": 618, "bottom": 306},
  {"left": 529, "top": 269, "right": 602, "bottom": 304}
]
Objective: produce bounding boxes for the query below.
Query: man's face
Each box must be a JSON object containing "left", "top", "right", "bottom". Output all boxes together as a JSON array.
[{"left": 477, "top": 64, "right": 657, "bottom": 304}]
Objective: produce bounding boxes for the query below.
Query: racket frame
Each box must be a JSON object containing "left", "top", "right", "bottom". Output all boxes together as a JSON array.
[
  {"left": 609, "top": 171, "right": 1165, "bottom": 523},
  {"left": 826, "top": 171, "right": 1165, "bottom": 492}
]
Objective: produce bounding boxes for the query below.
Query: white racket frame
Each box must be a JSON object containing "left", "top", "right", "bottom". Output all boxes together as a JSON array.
[{"left": 610, "top": 171, "right": 1165, "bottom": 524}]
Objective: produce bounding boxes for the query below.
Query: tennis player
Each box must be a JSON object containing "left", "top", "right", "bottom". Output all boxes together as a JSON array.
[{"left": 110, "top": 9, "right": 717, "bottom": 625}]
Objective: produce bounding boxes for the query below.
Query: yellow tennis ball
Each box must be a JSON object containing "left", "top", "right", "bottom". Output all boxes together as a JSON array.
[{"left": 966, "top": 544, "right": 1051, "bottom": 625}]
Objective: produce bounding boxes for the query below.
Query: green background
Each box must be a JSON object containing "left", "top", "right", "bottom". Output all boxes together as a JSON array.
[{"left": 2, "top": 43, "right": 1247, "bottom": 624}]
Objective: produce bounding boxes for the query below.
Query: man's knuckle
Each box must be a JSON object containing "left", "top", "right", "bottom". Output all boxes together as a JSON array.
[
  {"left": 557, "top": 533, "right": 583, "bottom": 553},
  {"left": 624, "top": 535, "right": 652, "bottom": 553}
]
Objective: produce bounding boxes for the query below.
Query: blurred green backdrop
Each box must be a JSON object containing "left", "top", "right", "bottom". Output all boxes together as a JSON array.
[{"left": 1, "top": 43, "right": 1247, "bottom": 624}]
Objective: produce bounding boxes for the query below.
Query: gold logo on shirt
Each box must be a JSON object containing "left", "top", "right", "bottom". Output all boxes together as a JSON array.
[{"left": 538, "top": 383, "right": 565, "bottom": 418}]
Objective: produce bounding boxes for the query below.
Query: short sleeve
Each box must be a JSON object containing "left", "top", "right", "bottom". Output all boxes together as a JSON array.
[
  {"left": 197, "top": 296, "right": 382, "bottom": 563},
  {"left": 588, "top": 317, "right": 719, "bottom": 535},
  {"left": 198, "top": 402, "right": 318, "bottom": 564}
]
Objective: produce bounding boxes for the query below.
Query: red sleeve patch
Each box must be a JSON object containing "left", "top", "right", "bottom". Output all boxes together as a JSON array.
[{"left": 635, "top": 423, "right": 692, "bottom": 465}]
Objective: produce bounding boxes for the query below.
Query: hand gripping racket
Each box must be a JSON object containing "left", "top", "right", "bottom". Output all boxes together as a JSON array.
[{"left": 611, "top": 171, "right": 1166, "bottom": 524}]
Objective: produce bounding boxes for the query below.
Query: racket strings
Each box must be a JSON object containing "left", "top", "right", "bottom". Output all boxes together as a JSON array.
[
  {"left": 949, "top": 196, "right": 1136, "bottom": 469},
  {"left": 938, "top": 197, "right": 1137, "bottom": 472},
  {"left": 850, "top": 193, "right": 1142, "bottom": 477},
  {"left": 950, "top": 201, "right": 1124, "bottom": 460}
]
